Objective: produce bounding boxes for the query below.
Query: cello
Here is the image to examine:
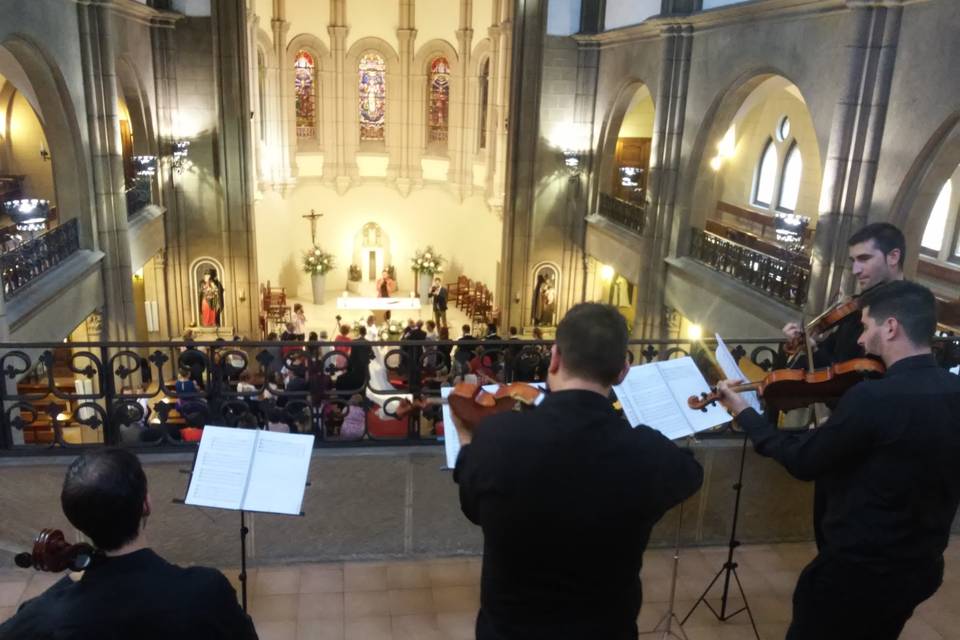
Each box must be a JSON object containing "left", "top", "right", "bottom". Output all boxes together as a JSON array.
[
  {"left": 391, "top": 382, "right": 544, "bottom": 432},
  {"left": 14, "top": 528, "right": 98, "bottom": 573}
]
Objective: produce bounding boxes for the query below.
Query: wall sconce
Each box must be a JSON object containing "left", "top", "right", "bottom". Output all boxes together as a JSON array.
[
  {"left": 132, "top": 155, "right": 157, "bottom": 177},
  {"left": 171, "top": 140, "right": 190, "bottom": 174},
  {"left": 562, "top": 148, "right": 581, "bottom": 176},
  {"left": 2, "top": 198, "right": 51, "bottom": 232},
  {"left": 39, "top": 142, "right": 50, "bottom": 162}
]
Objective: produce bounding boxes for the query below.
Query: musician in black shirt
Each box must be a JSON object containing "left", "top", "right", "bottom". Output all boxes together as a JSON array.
[
  {"left": 454, "top": 303, "right": 704, "bottom": 640},
  {"left": 0, "top": 449, "right": 258, "bottom": 640},
  {"left": 716, "top": 281, "right": 960, "bottom": 640}
]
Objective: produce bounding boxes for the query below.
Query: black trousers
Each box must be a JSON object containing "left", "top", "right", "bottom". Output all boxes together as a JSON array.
[{"left": 786, "top": 553, "right": 943, "bottom": 640}]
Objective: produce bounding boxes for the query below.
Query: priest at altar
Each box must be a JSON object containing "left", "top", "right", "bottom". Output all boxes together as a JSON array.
[{"left": 376, "top": 270, "right": 397, "bottom": 298}]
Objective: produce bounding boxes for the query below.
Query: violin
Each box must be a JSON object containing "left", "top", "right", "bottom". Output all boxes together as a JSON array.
[
  {"left": 688, "top": 357, "right": 885, "bottom": 412},
  {"left": 14, "top": 529, "right": 98, "bottom": 573},
  {"left": 391, "top": 382, "right": 543, "bottom": 432},
  {"left": 785, "top": 299, "right": 861, "bottom": 356}
]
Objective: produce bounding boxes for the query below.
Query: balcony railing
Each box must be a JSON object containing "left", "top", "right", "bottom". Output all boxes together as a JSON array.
[
  {"left": 3, "top": 336, "right": 960, "bottom": 453},
  {"left": 0, "top": 337, "right": 820, "bottom": 453},
  {"left": 690, "top": 227, "right": 810, "bottom": 307},
  {"left": 597, "top": 193, "right": 646, "bottom": 235},
  {"left": 0, "top": 218, "right": 81, "bottom": 300}
]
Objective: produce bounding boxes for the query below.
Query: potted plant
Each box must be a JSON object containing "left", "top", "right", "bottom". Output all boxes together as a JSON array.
[
  {"left": 302, "top": 247, "right": 335, "bottom": 304},
  {"left": 410, "top": 246, "right": 444, "bottom": 304},
  {"left": 347, "top": 264, "right": 362, "bottom": 294}
]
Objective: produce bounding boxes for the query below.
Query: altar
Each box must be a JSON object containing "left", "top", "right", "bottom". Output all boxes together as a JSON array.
[{"left": 336, "top": 297, "right": 422, "bottom": 311}]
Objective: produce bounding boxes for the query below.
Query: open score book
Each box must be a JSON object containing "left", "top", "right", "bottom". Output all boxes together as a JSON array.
[
  {"left": 613, "top": 356, "right": 730, "bottom": 440},
  {"left": 185, "top": 426, "right": 314, "bottom": 516}
]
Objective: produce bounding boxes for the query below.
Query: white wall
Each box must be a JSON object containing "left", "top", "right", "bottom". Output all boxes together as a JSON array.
[
  {"left": 254, "top": 183, "right": 502, "bottom": 299},
  {"left": 605, "top": 0, "right": 660, "bottom": 31},
  {"left": 171, "top": 0, "right": 211, "bottom": 17},
  {"left": 6, "top": 90, "right": 55, "bottom": 203}
]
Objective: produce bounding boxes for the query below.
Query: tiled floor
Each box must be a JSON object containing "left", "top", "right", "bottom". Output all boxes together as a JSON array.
[{"left": 1, "top": 538, "right": 958, "bottom": 639}]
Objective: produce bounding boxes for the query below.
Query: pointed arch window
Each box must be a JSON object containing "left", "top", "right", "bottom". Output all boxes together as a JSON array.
[
  {"left": 294, "top": 50, "right": 316, "bottom": 139},
  {"left": 777, "top": 144, "right": 803, "bottom": 212},
  {"left": 428, "top": 57, "right": 451, "bottom": 145},
  {"left": 922, "top": 180, "right": 953, "bottom": 253},
  {"left": 753, "top": 139, "right": 778, "bottom": 208},
  {"left": 478, "top": 58, "right": 490, "bottom": 151},
  {"left": 359, "top": 52, "right": 386, "bottom": 142}
]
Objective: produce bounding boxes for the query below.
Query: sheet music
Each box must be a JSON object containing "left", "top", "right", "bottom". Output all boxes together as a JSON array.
[
  {"left": 614, "top": 364, "right": 693, "bottom": 440},
  {"left": 241, "top": 431, "right": 315, "bottom": 515},
  {"left": 613, "top": 357, "right": 729, "bottom": 439},
  {"left": 185, "top": 427, "right": 313, "bottom": 514},
  {"left": 441, "top": 383, "right": 546, "bottom": 469},
  {"left": 185, "top": 427, "right": 258, "bottom": 510},
  {"left": 714, "top": 334, "right": 762, "bottom": 412}
]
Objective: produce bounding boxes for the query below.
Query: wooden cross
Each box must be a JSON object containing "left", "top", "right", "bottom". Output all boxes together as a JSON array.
[{"left": 302, "top": 209, "right": 324, "bottom": 245}]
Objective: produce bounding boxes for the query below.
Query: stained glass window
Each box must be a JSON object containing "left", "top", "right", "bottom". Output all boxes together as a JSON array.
[
  {"left": 478, "top": 58, "right": 490, "bottom": 150},
  {"left": 428, "top": 57, "right": 450, "bottom": 145},
  {"left": 923, "top": 180, "right": 952, "bottom": 253},
  {"left": 777, "top": 144, "right": 803, "bottom": 212},
  {"left": 359, "top": 52, "right": 386, "bottom": 141},
  {"left": 294, "top": 50, "right": 316, "bottom": 139}
]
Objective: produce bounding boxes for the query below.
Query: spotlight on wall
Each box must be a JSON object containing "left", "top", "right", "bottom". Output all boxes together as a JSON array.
[
  {"left": 562, "top": 148, "right": 581, "bottom": 176},
  {"left": 599, "top": 264, "right": 615, "bottom": 282},
  {"left": 2, "top": 198, "right": 51, "bottom": 232},
  {"left": 171, "top": 140, "right": 191, "bottom": 174},
  {"left": 132, "top": 155, "right": 158, "bottom": 178},
  {"left": 686, "top": 323, "right": 703, "bottom": 341},
  {"left": 709, "top": 156, "right": 724, "bottom": 172}
]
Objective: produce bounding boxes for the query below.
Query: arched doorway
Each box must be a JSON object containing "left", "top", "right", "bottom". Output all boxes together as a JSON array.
[{"left": 597, "top": 82, "right": 656, "bottom": 209}]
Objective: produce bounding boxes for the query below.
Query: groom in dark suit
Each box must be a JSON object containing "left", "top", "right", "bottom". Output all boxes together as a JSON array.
[{"left": 429, "top": 276, "right": 448, "bottom": 329}]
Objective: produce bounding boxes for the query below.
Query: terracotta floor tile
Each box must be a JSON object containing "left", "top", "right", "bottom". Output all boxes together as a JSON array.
[
  {"left": 344, "top": 562, "right": 388, "bottom": 592},
  {"left": 251, "top": 594, "right": 300, "bottom": 623},
  {"left": 427, "top": 561, "right": 476, "bottom": 587},
  {"left": 0, "top": 582, "right": 27, "bottom": 608},
  {"left": 344, "top": 615, "right": 393, "bottom": 640},
  {"left": 300, "top": 565, "right": 344, "bottom": 594},
  {"left": 432, "top": 586, "right": 480, "bottom": 613},
  {"left": 345, "top": 590, "right": 391, "bottom": 618},
  {"left": 385, "top": 562, "right": 432, "bottom": 589},
  {"left": 388, "top": 588, "right": 435, "bottom": 615},
  {"left": 258, "top": 568, "right": 302, "bottom": 596},
  {"left": 435, "top": 612, "right": 476, "bottom": 640},
  {"left": 0, "top": 606, "right": 15, "bottom": 625},
  {"left": 391, "top": 613, "right": 447, "bottom": 640},
  {"left": 298, "top": 592, "right": 345, "bottom": 620},
  {"left": 296, "top": 619, "right": 345, "bottom": 640},
  {"left": 254, "top": 620, "right": 298, "bottom": 640}
]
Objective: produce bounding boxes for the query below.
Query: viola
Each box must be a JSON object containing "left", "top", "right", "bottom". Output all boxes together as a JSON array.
[
  {"left": 391, "top": 382, "right": 543, "bottom": 431},
  {"left": 14, "top": 528, "right": 98, "bottom": 573},
  {"left": 688, "top": 357, "right": 885, "bottom": 412},
  {"left": 785, "top": 299, "right": 861, "bottom": 356}
]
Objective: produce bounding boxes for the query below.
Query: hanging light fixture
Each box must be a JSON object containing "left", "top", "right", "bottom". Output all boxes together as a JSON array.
[{"left": 2, "top": 199, "right": 51, "bottom": 232}]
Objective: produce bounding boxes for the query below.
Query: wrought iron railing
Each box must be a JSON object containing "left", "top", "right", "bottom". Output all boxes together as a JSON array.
[
  {"left": 4, "top": 336, "right": 956, "bottom": 454},
  {"left": 597, "top": 193, "right": 646, "bottom": 235},
  {"left": 690, "top": 227, "right": 811, "bottom": 307},
  {"left": 0, "top": 219, "right": 81, "bottom": 300}
]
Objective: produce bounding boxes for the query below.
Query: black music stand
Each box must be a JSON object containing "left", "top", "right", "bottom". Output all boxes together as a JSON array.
[{"left": 680, "top": 432, "right": 759, "bottom": 639}]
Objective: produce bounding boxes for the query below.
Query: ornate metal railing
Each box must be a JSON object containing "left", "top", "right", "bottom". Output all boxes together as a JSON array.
[
  {"left": 3, "top": 336, "right": 957, "bottom": 454},
  {"left": 597, "top": 193, "right": 646, "bottom": 235},
  {"left": 0, "top": 219, "right": 81, "bottom": 300},
  {"left": 690, "top": 227, "right": 810, "bottom": 307}
]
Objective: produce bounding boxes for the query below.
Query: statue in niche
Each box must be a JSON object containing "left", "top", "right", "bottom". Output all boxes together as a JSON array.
[
  {"left": 199, "top": 268, "right": 224, "bottom": 327},
  {"left": 532, "top": 267, "right": 558, "bottom": 326}
]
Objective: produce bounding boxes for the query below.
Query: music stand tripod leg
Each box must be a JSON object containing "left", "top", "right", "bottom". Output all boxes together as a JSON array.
[
  {"left": 639, "top": 500, "right": 690, "bottom": 640},
  {"left": 680, "top": 432, "right": 759, "bottom": 640},
  {"left": 240, "top": 509, "right": 249, "bottom": 613}
]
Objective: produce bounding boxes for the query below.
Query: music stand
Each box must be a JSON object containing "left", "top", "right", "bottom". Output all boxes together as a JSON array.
[
  {"left": 639, "top": 500, "right": 690, "bottom": 640},
  {"left": 680, "top": 432, "right": 759, "bottom": 639}
]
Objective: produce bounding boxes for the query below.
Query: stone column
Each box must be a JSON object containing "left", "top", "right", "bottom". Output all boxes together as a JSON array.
[
  {"left": 76, "top": 3, "right": 138, "bottom": 342},
  {"left": 487, "top": 0, "right": 512, "bottom": 215},
  {"left": 212, "top": 0, "right": 260, "bottom": 337},
  {"left": 328, "top": 0, "right": 350, "bottom": 194},
  {"left": 396, "top": 0, "right": 417, "bottom": 195},
  {"left": 153, "top": 249, "right": 172, "bottom": 340},
  {"left": 807, "top": 1, "right": 904, "bottom": 312},
  {"left": 452, "top": 0, "right": 474, "bottom": 200},
  {"left": 272, "top": 0, "right": 296, "bottom": 193},
  {"left": 638, "top": 25, "right": 693, "bottom": 340},
  {"left": 497, "top": 0, "right": 545, "bottom": 329}
]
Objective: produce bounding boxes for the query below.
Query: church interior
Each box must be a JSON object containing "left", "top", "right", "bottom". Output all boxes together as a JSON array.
[{"left": 1, "top": 0, "right": 960, "bottom": 638}]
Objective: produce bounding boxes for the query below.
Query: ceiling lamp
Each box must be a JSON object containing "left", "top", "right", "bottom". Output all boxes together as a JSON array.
[{"left": 3, "top": 198, "right": 51, "bottom": 232}]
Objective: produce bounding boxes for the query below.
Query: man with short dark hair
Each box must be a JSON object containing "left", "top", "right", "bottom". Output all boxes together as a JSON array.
[
  {"left": 0, "top": 449, "right": 257, "bottom": 640},
  {"left": 454, "top": 303, "right": 703, "bottom": 639},
  {"left": 429, "top": 276, "right": 448, "bottom": 329},
  {"left": 716, "top": 281, "right": 960, "bottom": 640}
]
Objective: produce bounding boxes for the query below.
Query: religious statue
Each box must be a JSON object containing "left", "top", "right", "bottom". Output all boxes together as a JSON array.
[
  {"left": 199, "top": 269, "right": 224, "bottom": 327},
  {"left": 532, "top": 269, "right": 557, "bottom": 326},
  {"left": 376, "top": 269, "right": 397, "bottom": 298}
]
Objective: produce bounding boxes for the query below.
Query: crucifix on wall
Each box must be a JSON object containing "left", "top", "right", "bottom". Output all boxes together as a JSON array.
[{"left": 302, "top": 209, "right": 324, "bottom": 245}]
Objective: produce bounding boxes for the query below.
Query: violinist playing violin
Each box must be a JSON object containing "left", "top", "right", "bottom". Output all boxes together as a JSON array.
[
  {"left": 0, "top": 449, "right": 258, "bottom": 640},
  {"left": 783, "top": 223, "right": 905, "bottom": 367},
  {"left": 454, "top": 303, "right": 703, "bottom": 640},
  {"left": 714, "top": 281, "right": 960, "bottom": 640}
]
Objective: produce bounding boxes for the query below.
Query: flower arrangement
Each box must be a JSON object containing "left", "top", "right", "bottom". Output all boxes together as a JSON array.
[
  {"left": 302, "top": 247, "right": 335, "bottom": 275},
  {"left": 348, "top": 264, "right": 362, "bottom": 281},
  {"left": 411, "top": 246, "right": 444, "bottom": 275},
  {"left": 379, "top": 322, "right": 402, "bottom": 340}
]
